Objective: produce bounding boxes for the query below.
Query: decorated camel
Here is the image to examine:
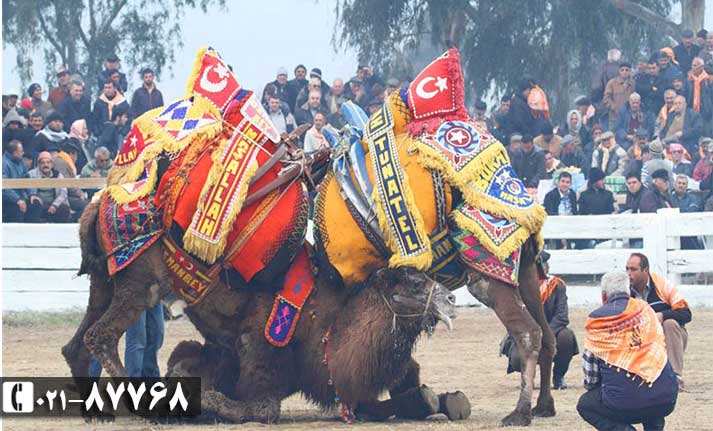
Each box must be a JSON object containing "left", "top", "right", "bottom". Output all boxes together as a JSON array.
[{"left": 64, "top": 47, "right": 553, "bottom": 426}]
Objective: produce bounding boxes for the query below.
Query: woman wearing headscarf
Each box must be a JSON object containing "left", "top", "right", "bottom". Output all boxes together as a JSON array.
[
  {"left": 559, "top": 109, "right": 593, "bottom": 154},
  {"left": 68, "top": 119, "right": 93, "bottom": 172}
]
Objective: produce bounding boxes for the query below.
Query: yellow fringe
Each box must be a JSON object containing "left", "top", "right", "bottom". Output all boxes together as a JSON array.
[
  {"left": 185, "top": 46, "right": 208, "bottom": 96},
  {"left": 181, "top": 140, "right": 259, "bottom": 264},
  {"left": 460, "top": 187, "right": 547, "bottom": 235},
  {"left": 183, "top": 46, "right": 228, "bottom": 119},
  {"left": 105, "top": 161, "right": 159, "bottom": 204},
  {"left": 451, "top": 208, "right": 533, "bottom": 262},
  {"left": 388, "top": 91, "right": 411, "bottom": 137}
]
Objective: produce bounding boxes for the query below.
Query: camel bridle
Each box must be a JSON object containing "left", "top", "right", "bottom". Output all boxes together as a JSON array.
[{"left": 380, "top": 278, "right": 437, "bottom": 333}]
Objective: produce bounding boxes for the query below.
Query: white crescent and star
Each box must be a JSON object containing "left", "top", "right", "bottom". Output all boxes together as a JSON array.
[
  {"left": 199, "top": 63, "right": 230, "bottom": 93},
  {"left": 447, "top": 129, "right": 468, "bottom": 146},
  {"left": 415, "top": 75, "right": 448, "bottom": 99}
]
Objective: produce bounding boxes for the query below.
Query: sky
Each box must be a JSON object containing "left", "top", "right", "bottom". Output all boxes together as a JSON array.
[{"left": 2, "top": 1, "right": 713, "bottom": 99}]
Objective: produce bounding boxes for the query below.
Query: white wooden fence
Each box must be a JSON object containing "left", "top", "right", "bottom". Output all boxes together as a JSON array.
[{"left": 3, "top": 210, "right": 713, "bottom": 310}]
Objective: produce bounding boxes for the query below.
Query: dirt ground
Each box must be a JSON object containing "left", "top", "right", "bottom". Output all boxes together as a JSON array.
[{"left": 3, "top": 307, "right": 712, "bottom": 431}]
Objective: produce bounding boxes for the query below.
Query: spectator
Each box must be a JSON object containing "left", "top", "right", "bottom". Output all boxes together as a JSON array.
[
  {"left": 125, "top": 303, "right": 165, "bottom": 378},
  {"left": 285, "top": 64, "right": 308, "bottom": 112},
  {"left": 696, "top": 29, "right": 708, "bottom": 48},
  {"left": 510, "top": 134, "right": 545, "bottom": 188},
  {"left": 53, "top": 140, "right": 89, "bottom": 219},
  {"left": 294, "top": 90, "right": 327, "bottom": 127},
  {"left": 92, "top": 80, "right": 130, "bottom": 136},
  {"left": 574, "top": 96, "right": 598, "bottom": 129},
  {"left": 640, "top": 168, "right": 672, "bottom": 212},
  {"left": 96, "top": 53, "right": 128, "bottom": 94},
  {"left": 262, "top": 83, "right": 291, "bottom": 115},
  {"left": 81, "top": 146, "right": 113, "bottom": 178},
  {"left": 346, "top": 77, "right": 368, "bottom": 108},
  {"left": 492, "top": 95, "right": 512, "bottom": 141},
  {"left": 500, "top": 251, "right": 578, "bottom": 389},
  {"left": 673, "top": 29, "right": 701, "bottom": 74},
  {"left": 620, "top": 173, "right": 647, "bottom": 213},
  {"left": 558, "top": 134, "right": 588, "bottom": 174},
  {"left": 577, "top": 271, "right": 678, "bottom": 431},
  {"left": 534, "top": 122, "right": 561, "bottom": 157},
  {"left": 626, "top": 128, "right": 650, "bottom": 168},
  {"left": 507, "top": 134, "right": 522, "bottom": 155},
  {"left": 2, "top": 109, "right": 29, "bottom": 151},
  {"left": 603, "top": 62, "right": 635, "bottom": 130},
  {"left": 19, "top": 112, "right": 45, "bottom": 157},
  {"left": 26, "top": 151, "right": 71, "bottom": 223},
  {"left": 686, "top": 57, "right": 712, "bottom": 130},
  {"left": 2, "top": 140, "right": 37, "bottom": 222},
  {"left": 693, "top": 138, "right": 713, "bottom": 181},
  {"left": 266, "top": 95, "right": 296, "bottom": 135},
  {"left": 21, "top": 83, "right": 53, "bottom": 118},
  {"left": 671, "top": 75, "right": 688, "bottom": 97},
  {"left": 303, "top": 112, "right": 330, "bottom": 154},
  {"left": 670, "top": 143, "right": 693, "bottom": 177},
  {"left": 2, "top": 90, "right": 19, "bottom": 118},
  {"left": 544, "top": 171, "right": 577, "bottom": 216},
  {"left": 614, "top": 92, "right": 654, "bottom": 150},
  {"left": 97, "top": 105, "right": 130, "bottom": 156},
  {"left": 592, "top": 131, "right": 628, "bottom": 176},
  {"left": 578, "top": 167, "right": 615, "bottom": 215},
  {"left": 701, "top": 32, "right": 713, "bottom": 63},
  {"left": 49, "top": 66, "right": 71, "bottom": 109},
  {"left": 131, "top": 68, "right": 164, "bottom": 117},
  {"left": 385, "top": 78, "right": 401, "bottom": 94},
  {"left": 642, "top": 139, "right": 674, "bottom": 187},
  {"left": 660, "top": 94, "right": 703, "bottom": 154},
  {"left": 656, "top": 50, "right": 683, "bottom": 90},
  {"left": 636, "top": 60, "right": 666, "bottom": 116},
  {"left": 543, "top": 150, "right": 560, "bottom": 179},
  {"left": 296, "top": 77, "right": 329, "bottom": 112},
  {"left": 627, "top": 253, "right": 691, "bottom": 388},
  {"left": 558, "top": 110, "right": 592, "bottom": 153},
  {"left": 472, "top": 100, "right": 492, "bottom": 131},
  {"left": 591, "top": 48, "right": 621, "bottom": 105},
  {"left": 655, "top": 89, "right": 677, "bottom": 137},
  {"left": 57, "top": 81, "right": 92, "bottom": 133},
  {"left": 263, "top": 67, "right": 290, "bottom": 106},
  {"left": 68, "top": 119, "right": 93, "bottom": 170},
  {"left": 508, "top": 79, "right": 537, "bottom": 136},
  {"left": 670, "top": 174, "right": 701, "bottom": 212},
  {"left": 33, "top": 112, "right": 68, "bottom": 153},
  {"left": 325, "top": 78, "right": 348, "bottom": 115},
  {"left": 365, "top": 97, "right": 381, "bottom": 115}
]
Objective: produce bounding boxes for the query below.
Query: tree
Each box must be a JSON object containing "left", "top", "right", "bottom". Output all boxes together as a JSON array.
[
  {"left": 334, "top": 0, "right": 702, "bottom": 124},
  {"left": 2, "top": 0, "right": 226, "bottom": 92}
]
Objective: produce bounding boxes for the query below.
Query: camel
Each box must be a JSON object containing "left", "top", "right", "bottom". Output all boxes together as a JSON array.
[
  {"left": 166, "top": 265, "right": 463, "bottom": 423},
  {"left": 62, "top": 201, "right": 468, "bottom": 422}
]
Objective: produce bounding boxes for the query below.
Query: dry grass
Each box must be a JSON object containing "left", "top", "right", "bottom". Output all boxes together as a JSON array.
[{"left": 3, "top": 307, "right": 712, "bottom": 430}]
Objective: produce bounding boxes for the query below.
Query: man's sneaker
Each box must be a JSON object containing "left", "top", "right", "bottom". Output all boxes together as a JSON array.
[{"left": 553, "top": 376, "right": 568, "bottom": 390}]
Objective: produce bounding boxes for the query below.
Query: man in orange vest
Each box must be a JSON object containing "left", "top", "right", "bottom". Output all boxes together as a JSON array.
[
  {"left": 626, "top": 252, "right": 692, "bottom": 389},
  {"left": 500, "top": 251, "right": 578, "bottom": 389}
]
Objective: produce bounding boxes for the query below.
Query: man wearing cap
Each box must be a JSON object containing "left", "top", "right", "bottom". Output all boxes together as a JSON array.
[
  {"left": 686, "top": 57, "right": 713, "bottom": 133},
  {"left": 263, "top": 67, "right": 290, "bottom": 107},
  {"left": 26, "top": 151, "right": 70, "bottom": 223},
  {"left": 286, "top": 64, "right": 308, "bottom": 112},
  {"left": 507, "top": 134, "right": 522, "bottom": 156},
  {"left": 346, "top": 76, "right": 367, "bottom": 108},
  {"left": 627, "top": 253, "right": 691, "bottom": 390},
  {"left": 3, "top": 90, "right": 19, "bottom": 119},
  {"left": 636, "top": 60, "right": 666, "bottom": 117},
  {"left": 500, "top": 250, "right": 578, "bottom": 389},
  {"left": 97, "top": 105, "right": 130, "bottom": 156},
  {"left": 660, "top": 94, "right": 703, "bottom": 154},
  {"left": 385, "top": 78, "right": 400, "bottom": 94},
  {"left": 577, "top": 271, "right": 678, "bottom": 430},
  {"left": 578, "top": 167, "right": 615, "bottom": 217},
  {"left": 96, "top": 54, "right": 128, "bottom": 94},
  {"left": 3, "top": 140, "right": 35, "bottom": 222},
  {"left": 639, "top": 168, "right": 672, "bottom": 213},
  {"left": 49, "top": 66, "right": 71, "bottom": 109},
  {"left": 604, "top": 62, "right": 635, "bottom": 130},
  {"left": 33, "top": 112, "right": 68, "bottom": 154},
  {"left": 669, "top": 143, "right": 693, "bottom": 177},
  {"left": 592, "top": 130, "right": 628, "bottom": 176},
  {"left": 614, "top": 92, "right": 654, "bottom": 150},
  {"left": 508, "top": 79, "right": 537, "bottom": 136},
  {"left": 22, "top": 83, "right": 52, "bottom": 118},
  {"left": 558, "top": 134, "right": 588, "bottom": 174},
  {"left": 131, "top": 68, "right": 164, "bottom": 117},
  {"left": 53, "top": 140, "right": 88, "bottom": 219},
  {"left": 2, "top": 109, "right": 29, "bottom": 151},
  {"left": 693, "top": 138, "right": 713, "bottom": 181},
  {"left": 58, "top": 81, "right": 91, "bottom": 133},
  {"left": 656, "top": 50, "right": 684, "bottom": 90},
  {"left": 92, "top": 80, "right": 130, "bottom": 136},
  {"left": 674, "top": 30, "right": 702, "bottom": 74},
  {"left": 534, "top": 122, "right": 562, "bottom": 157},
  {"left": 641, "top": 139, "right": 673, "bottom": 188},
  {"left": 510, "top": 134, "right": 545, "bottom": 188}
]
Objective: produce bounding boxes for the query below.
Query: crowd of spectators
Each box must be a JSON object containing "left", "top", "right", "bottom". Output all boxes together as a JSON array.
[
  {"left": 3, "top": 54, "right": 162, "bottom": 222},
  {"left": 5, "top": 30, "right": 713, "bottom": 225}
]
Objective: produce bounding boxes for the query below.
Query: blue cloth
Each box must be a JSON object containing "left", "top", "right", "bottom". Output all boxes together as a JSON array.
[
  {"left": 124, "top": 302, "right": 165, "bottom": 378},
  {"left": 2, "top": 152, "right": 29, "bottom": 203}
]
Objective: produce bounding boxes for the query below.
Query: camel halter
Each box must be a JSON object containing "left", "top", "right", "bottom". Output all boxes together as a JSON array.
[{"left": 380, "top": 279, "right": 437, "bottom": 333}]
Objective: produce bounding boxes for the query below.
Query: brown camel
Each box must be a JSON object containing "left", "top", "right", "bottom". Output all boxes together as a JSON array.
[
  {"left": 166, "top": 266, "right": 463, "bottom": 423},
  {"left": 62, "top": 201, "right": 467, "bottom": 423}
]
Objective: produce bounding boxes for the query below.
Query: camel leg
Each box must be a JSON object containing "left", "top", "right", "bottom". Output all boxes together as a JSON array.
[
  {"left": 468, "top": 274, "right": 541, "bottom": 427},
  {"left": 201, "top": 391, "right": 281, "bottom": 424},
  {"left": 63, "top": 271, "right": 113, "bottom": 379},
  {"left": 84, "top": 245, "right": 170, "bottom": 378},
  {"left": 518, "top": 261, "right": 556, "bottom": 417}
]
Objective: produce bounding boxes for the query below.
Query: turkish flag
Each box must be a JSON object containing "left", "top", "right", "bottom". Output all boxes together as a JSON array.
[
  {"left": 406, "top": 48, "right": 468, "bottom": 134},
  {"left": 190, "top": 48, "right": 241, "bottom": 112},
  {"left": 115, "top": 124, "right": 147, "bottom": 166}
]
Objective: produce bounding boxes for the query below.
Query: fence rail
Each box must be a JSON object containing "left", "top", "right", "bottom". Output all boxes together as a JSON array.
[
  {"left": 2, "top": 178, "right": 107, "bottom": 189},
  {"left": 3, "top": 210, "right": 713, "bottom": 310}
]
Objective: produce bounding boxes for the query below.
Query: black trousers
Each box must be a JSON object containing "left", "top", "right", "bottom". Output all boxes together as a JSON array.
[
  {"left": 505, "top": 327, "right": 578, "bottom": 380},
  {"left": 577, "top": 387, "right": 675, "bottom": 431},
  {"left": 2, "top": 197, "right": 43, "bottom": 222}
]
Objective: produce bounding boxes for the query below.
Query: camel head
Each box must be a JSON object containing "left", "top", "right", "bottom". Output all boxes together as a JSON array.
[{"left": 373, "top": 267, "right": 457, "bottom": 333}]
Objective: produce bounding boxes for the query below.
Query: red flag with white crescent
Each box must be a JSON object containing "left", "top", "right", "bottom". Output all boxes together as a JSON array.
[{"left": 190, "top": 48, "right": 241, "bottom": 112}]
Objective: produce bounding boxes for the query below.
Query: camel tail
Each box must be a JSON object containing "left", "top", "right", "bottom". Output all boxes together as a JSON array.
[{"left": 78, "top": 200, "right": 103, "bottom": 276}]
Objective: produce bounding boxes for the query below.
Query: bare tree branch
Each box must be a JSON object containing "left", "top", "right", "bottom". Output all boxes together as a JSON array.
[
  {"left": 99, "top": 0, "right": 128, "bottom": 33},
  {"left": 74, "top": 12, "right": 91, "bottom": 49},
  {"left": 609, "top": 0, "right": 680, "bottom": 38},
  {"left": 36, "top": 3, "right": 67, "bottom": 65},
  {"left": 88, "top": 0, "right": 97, "bottom": 40}
]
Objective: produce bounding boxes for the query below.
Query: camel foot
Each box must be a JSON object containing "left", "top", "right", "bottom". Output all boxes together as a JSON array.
[
  {"left": 426, "top": 413, "right": 449, "bottom": 421},
  {"left": 393, "top": 385, "right": 439, "bottom": 419},
  {"left": 531, "top": 397, "right": 555, "bottom": 417},
  {"left": 501, "top": 409, "right": 532, "bottom": 427},
  {"left": 438, "top": 391, "right": 471, "bottom": 420}
]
